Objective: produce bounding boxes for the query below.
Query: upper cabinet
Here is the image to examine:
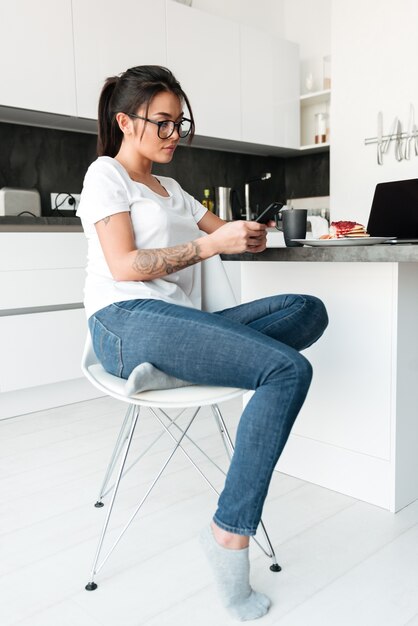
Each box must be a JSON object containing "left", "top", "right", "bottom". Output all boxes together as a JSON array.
[
  {"left": 0, "top": 0, "right": 76, "bottom": 115},
  {"left": 0, "top": 0, "right": 300, "bottom": 152},
  {"left": 72, "top": 0, "right": 167, "bottom": 119},
  {"left": 166, "top": 1, "right": 241, "bottom": 142},
  {"left": 240, "top": 26, "right": 300, "bottom": 149}
]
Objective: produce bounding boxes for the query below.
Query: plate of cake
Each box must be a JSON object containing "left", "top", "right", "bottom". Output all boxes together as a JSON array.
[{"left": 292, "top": 221, "right": 395, "bottom": 246}]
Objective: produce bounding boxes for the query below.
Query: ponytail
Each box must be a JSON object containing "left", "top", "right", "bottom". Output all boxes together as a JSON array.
[
  {"left": 97, "top": 76, "right": 123, "bottom": 157},
  {"left": 96, "top": 65, "right": 195, "bottom": 158}
]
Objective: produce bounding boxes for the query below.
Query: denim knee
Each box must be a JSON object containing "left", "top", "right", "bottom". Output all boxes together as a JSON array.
[
  {"left": 298, "top": 296, "right": 328, "bottom": 350},
  {"left": 306, "top": 295, "right": 329, "bottom": 333},
  {"left": 293, "top": 351, "right": 313, "bottom": 390},
  {"left": 267, "top": 348, "right": 312, "bottom": 391}
]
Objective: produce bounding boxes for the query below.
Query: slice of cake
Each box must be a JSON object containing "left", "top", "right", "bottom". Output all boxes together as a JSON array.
[{"left": 329, "top": 221, "right": 370, "bottom": 238}]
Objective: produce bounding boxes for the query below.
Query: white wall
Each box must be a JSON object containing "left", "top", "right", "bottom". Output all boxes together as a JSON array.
[
  {"left": 282, "top": 0, "right": 331, "bottom": 94},
  {"left": 191, "top": 0, "right": 285, "bottom": 36},
  {"left": 331, "top": 0, "right": 418, "bottom": 223}
]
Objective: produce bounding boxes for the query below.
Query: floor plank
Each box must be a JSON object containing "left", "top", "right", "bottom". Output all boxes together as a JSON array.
[{"left": 270, "top": 522, "right": 418, "bottom": 626}]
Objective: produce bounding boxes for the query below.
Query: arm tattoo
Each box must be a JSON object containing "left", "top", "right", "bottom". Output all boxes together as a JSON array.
[
  {"left": 132, "top": 241, "right": 202, "bottom": 277},
  {"left": 101, "top": 216, "right": 111, "bottom": 225}
]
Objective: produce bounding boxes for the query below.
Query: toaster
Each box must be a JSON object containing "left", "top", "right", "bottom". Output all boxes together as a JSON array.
[{"left": 0, "top": 187, "right": 41, "bottom": 217}]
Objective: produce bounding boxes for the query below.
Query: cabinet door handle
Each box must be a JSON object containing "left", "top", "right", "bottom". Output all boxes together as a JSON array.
[{"left": 0, "top": 303, "right": 84, "bottom": 317}]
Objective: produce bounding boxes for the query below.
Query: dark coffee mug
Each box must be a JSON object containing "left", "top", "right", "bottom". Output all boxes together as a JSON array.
[{"left": 282, "top": 209, "right": 307, "bottom": 247}]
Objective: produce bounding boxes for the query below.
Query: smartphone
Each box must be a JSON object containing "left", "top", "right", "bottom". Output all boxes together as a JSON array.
[{"left": 255, "top": 202, "right": 284, "bottom": 224}]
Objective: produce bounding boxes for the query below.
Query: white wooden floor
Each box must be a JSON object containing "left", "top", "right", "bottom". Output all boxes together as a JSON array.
[{"left": 1, "top": 395, "right": 418, "bottom": 626}]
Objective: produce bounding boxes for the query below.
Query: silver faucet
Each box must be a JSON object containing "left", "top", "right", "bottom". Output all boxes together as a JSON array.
[{"left": 244, "top": 172, "right": 271, "bottom": 220}]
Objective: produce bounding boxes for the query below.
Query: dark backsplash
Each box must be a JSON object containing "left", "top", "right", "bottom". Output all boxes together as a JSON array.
[{"left": 0, "top": 122, "right": 329, "bottom": 217}]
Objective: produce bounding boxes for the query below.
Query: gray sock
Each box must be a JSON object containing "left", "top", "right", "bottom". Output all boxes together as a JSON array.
[{"left": 199, "top": 525, "right": 271, "bottom": 621}]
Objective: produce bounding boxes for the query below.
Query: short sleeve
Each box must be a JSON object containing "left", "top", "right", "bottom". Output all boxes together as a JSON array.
[
  {"left": 77, "top": 159, "right": 130, "bottom": 225},
  {"left": 179, "top": 187, "right": 207, "bottom": 223},
  {"left": 190, "top": 196, "right": 208, "bottom": 222}
]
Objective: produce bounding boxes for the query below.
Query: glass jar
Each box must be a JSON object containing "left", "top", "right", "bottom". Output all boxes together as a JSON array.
[{"left": 315, "top": 112, "right": 328, "bottom": 144}]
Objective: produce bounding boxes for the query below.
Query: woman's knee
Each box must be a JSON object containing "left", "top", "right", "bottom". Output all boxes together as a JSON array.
[
  {"left": 295, "top": 296, "right": 328, "bottom": 349},
  {"left": 293, "top": 351, "right": 313, "bottom": 389},
  {"left": 268, "top": 349, "right": 312, "bottom": 390},
  {"left": 304, "top": 295, "right": 328, "bottom": 333}
]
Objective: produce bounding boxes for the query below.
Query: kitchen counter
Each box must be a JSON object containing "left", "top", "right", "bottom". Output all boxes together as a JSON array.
[
  {"left": 222, "top": 242, "right": 418, "bottom": 262},
  {"left": 0, "top": 216, "right": 82, "bottom": 232}
]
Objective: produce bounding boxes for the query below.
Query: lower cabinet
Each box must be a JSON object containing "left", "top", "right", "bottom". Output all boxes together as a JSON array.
[
  {"left": 0, "top": 232, "right": 94, "bottom": 417},
  {"left": 0, "top": 308, "right": 86, "bottom": 393}
]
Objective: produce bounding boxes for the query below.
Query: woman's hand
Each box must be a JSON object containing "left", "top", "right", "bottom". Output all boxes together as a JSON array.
[{"left": 207, "top": 220, "right": 268, "bottom": 254}]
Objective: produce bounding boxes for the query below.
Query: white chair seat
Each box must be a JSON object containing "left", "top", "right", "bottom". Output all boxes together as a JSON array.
[{"left": 88, "top": 363, "right": 245, "bottom": 408}]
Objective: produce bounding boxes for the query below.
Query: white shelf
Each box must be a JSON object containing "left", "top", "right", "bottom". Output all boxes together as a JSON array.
[
  {"left": 300, "top": 89, "right": 331, "bottom": 150},
  {"left": 300, "top": 89, "right": 331, "bottom": 107},
  {"left": 300, "top": 142, "right": 330, "bottom": 153}
]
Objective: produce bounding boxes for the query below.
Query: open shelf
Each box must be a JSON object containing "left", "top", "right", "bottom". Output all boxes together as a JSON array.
[
  {"left": 300, "top": 89, "right": 331, "bottom": 107},
  {"left": 300, "top": 142, "right": 330, "bottom": 153},
  {"left": 300, "top": 90, "right": 331, "bottom": 150}
]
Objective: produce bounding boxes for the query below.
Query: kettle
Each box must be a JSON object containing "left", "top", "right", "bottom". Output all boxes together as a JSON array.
[{"left": 214, "top": 187, "right": 242, "bottom": 221}]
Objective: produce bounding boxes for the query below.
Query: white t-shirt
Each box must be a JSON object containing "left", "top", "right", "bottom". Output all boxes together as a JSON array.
[{"left": 77, "top": 156, "right": 207, "bottom": 319}]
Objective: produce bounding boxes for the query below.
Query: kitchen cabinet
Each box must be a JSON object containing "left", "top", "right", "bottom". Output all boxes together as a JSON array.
[
  {"left": 0, "top": 0, "right": 76, "bottom": 116},
  {"left": 240, "top": 25, "right": 300, "bottom": 149},
  {"left": 72, "top": 0, "right": 167, "bottom": 119},
  {"left": 0, "top": 233, "right": 97, "bottom": 418},
  {"left": 166, "top": 1, "right": 241, "bottom": 142},
  {"left": 0, "top": 0, "right": 300, "bottom": 152},
  {"left": 0, "top": 309, "right": 86, "bottom": 393},
  {"left": 300, "top": 89, "right": 331, "bottom": 152}
]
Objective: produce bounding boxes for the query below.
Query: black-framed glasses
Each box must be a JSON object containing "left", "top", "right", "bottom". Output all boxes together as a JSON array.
[{"left": 125, "top": 113, "right": 192, "bottom": 139}]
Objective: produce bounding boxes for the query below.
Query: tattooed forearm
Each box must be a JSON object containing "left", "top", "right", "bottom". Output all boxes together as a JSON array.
[{"left": 132, "top": 241, "right": 202, "bottom": 277}]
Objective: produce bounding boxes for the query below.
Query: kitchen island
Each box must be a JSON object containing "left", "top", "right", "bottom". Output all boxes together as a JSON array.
[{"left": 222, "top": 244, "right": 418, "bottom": 512}]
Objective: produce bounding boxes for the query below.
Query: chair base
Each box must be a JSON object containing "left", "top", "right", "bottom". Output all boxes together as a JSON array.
[
  {"left": 270, "top": 563, "right": 282, "bottom": 572},
  {"left": 85, "top": 402, "right": 282, "bottom": 590}
]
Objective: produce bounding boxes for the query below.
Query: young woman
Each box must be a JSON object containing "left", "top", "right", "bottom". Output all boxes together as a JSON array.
[{"left": 77, "top": 65, "right": 328, "bottom": 622}]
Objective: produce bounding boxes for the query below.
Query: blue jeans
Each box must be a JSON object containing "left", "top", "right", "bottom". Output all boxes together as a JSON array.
[{"left": 89, "top": 294, "right": 328, "bottom": 535}]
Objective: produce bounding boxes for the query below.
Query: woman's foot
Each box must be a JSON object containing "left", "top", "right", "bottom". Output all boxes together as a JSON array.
[{"left": 199, "top": 524, "right": 271, "bottom": 621}]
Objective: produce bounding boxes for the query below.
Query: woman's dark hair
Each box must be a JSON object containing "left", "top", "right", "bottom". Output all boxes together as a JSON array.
[{"left": 97, "top": 65, "right": 195, "bottom": 157}]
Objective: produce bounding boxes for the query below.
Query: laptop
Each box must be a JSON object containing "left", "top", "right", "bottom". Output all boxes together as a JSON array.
[{"left": 366, "top": 178, "right": 418, "bottom": 243}]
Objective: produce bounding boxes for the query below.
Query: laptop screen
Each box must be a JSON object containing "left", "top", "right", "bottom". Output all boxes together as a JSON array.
[{"left": 367, "top": 178, "right": 418, "bottom": 238}]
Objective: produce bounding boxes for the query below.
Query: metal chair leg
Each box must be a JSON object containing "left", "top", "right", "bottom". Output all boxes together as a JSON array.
[
  {"left": 94, "top": 404, "right": 135, "bottom": 507},
  {"left": 99, "top": 408, "right": 188, "bottom": 502},
  {"left": 148, "top": 407, "right": 227, "bottom": 495},
  {"left": 99, "top": 405, "right": 229, "bottom": 508},
  {"left": 86, "top": 405, "right": 141, "bottom": 590},
  {"left": 85, "top": 406, "right": 201, "bottom": 590},
  {"left": 158, "top": 408, "right": 228, "bottom": 477},
  {"left": 211, "top": 404, "right": 281, "bottom": 572}
]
